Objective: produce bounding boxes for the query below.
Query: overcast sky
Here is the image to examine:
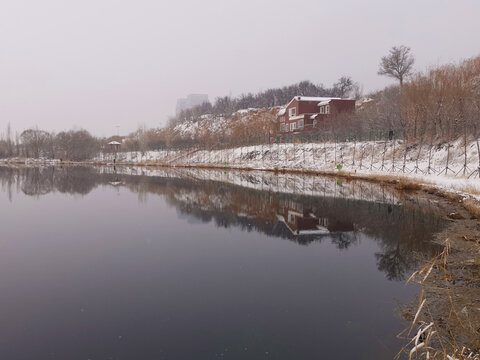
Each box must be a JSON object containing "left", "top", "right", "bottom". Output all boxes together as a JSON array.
[{"left": 1, "top": 0, "right": 479, "bottom": 136}]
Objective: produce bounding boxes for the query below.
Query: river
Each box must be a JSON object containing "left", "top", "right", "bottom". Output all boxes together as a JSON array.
[{"left": 0, "top": 166, "right": 445, "bottom": 359}]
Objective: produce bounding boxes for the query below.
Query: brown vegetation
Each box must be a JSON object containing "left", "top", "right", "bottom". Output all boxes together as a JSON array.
[
  {"left": 395, "top": 180, "right": 422, "bottom": 191},
  {"left": 463, "top": 198, "right": 480, "bottom": 219}
]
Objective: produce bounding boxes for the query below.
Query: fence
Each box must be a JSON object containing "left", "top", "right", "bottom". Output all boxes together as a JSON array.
[{"left": 103, "top": 130, "right": 480, "bottom": 179}]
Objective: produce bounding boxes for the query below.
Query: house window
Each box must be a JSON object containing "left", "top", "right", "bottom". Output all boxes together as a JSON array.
[
  {"left": 319, "top": 217, "right": 329, "bottom": 227},
  {"left": 298, "top": 119, "right": 304, "bottom": 129},
  {"left": 313, "top": 120, "right": 317, "bottom": 127},
  {"left": 290, "top": 122, "right": 296, "bottom": 131},
  {"left": 289, "top": 214, "right": 295, "bottom": 223},
  {"left": 319, "top": 106, "right": 324, "bottom": 114},
  {"left": 289, "top": 107, "right": 296, "bottom": 117},
  {"left": 279, "top": 116, "right": 285, "bottom": 123},
  {"left": 325, "top": 105, "right": 330, "bottom": 114}
]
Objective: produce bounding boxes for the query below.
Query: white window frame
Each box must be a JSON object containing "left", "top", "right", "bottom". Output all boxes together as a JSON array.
[
  {"left": 279, "top": 116, "right": 285, "bottom": 123},
  {"left": 289, "top": 107, "right": 296, "bottom": 117},
  {"left": 325, "top": 105, "right": 330, "bottom": 114},
  {"left": 319, "top": 106, "right": 324, "bottom": 114},
  {"left": 290, "top": 122, "right": 296, "bottom": 131},
  {"left": 313, "top": 119, "right": 317, "bottom": 127},
  {"left": 298, "top": 119, "right": 304, "bottom": 129}
]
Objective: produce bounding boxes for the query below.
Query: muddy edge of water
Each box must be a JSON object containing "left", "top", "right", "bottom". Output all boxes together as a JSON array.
[{"left": 397, "top": 185, "right": 480, "bottom": 353}]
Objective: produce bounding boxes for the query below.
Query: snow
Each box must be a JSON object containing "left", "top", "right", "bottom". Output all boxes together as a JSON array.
[
  {"left": 294, "top": 96, "right": 340, "bottom": 102},
  {"left": 234, "top": 108, "right": 257, "bottom": 115},
  {"left": 318, "top": 100, "right": 332, "bottom": 106}
]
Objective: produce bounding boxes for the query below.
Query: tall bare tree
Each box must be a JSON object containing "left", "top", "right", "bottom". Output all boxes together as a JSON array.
[{"left": 378, "top": 45, "right": 415, "bottom": 87}]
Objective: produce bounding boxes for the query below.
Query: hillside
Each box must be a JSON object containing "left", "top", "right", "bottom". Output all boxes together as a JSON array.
[{"left": 169, "top": 107, "right": 279, "bottom": 144}]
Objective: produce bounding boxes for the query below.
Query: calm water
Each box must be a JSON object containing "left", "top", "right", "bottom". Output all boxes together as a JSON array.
[{"left": 0, "top": 166, "right": 444, "bottom": 360}]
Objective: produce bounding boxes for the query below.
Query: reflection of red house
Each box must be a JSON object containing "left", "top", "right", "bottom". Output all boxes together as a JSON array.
[
  {"left": 276, "top": 199, "right": 355, "bottom": 236},
  {"left": 277, "top": 200, "right": 329, "bottom": 235},
  {"left": 278, "top": 96, "right": 356, "bottom": 133}
]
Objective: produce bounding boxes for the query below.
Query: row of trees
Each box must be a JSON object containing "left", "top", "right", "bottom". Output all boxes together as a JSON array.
[
  {"left": 0, "top": 128, "right": 100, "bottom": 161},
  {"left": 307, "top": 49, "right": 480, "bottom": 144},
  {"left": 402, "top": 56, "right": 480, "bottom": 141}
]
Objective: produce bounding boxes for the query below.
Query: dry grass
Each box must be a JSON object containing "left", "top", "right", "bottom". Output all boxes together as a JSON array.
[
  {"left": 433, "top": 189, "right": 463, "bottom": 203},
  {"left": 395, "top": 180, "right": 423, "bottom": 191},
  {"left": 461, "top": 184, "right": 480, "bottom": 197},
  {"left": 397, "top": 242, "right": 480, "bottom": 360},
  {"left": 463, "top": 198, "right": 480, "bottom": 219}
]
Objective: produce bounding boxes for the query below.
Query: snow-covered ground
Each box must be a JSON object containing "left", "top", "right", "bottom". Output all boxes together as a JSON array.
[{"left": 96, "top": 139, "right": 480, "bottom": 198}]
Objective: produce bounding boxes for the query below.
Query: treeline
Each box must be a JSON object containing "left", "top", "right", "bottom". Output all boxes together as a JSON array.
[
  {"left": 317, "top": 56, "right": 480, "bottom": 143},
  {"left": 402, "top": 56, "right": 480, "bottom": 141},
  {"left": 0, "top": 128, "right": 101, "bottom": 161},
  {"left": 170, "top": 77, "right": 358, "bottom": 125}
]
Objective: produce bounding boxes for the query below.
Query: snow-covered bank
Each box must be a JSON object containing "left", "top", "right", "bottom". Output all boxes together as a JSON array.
[{"left": 96, "top": 139, "right": 480, "bottom": 198}]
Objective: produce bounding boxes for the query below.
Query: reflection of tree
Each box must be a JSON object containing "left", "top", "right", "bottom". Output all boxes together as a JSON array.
[
  {"left": 375, "top": 242, "right": 409, "bottom": 281},
  {"left": 0, "top": 165, "right": 446, "bottom": 281},
  {"left": 331, "top": 232, "right": 358, "bottom": 250},
  {"left": 21, "top": 168, "right": 55, "bottom": 196},
  {"left": 0, "top": 166, "right": 113, "bottom": 197}
]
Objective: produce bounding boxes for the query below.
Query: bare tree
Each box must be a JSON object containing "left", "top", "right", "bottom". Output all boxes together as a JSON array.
[
  {"left": 333, "top": 76, "right": 355, "bottom": 97},
  {"left": 378, "top": 45, "right": 415, "bottom": 87}
]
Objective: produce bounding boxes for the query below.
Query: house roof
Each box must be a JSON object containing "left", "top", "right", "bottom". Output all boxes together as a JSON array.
[
  {"left": 318, "top": 100, "right": 332, "bottom": 106},
  {"left": 284, "top": 96, "right": 341, "bottom": 109},
  {"left": 276, "top": 215, "right": 330, "bottom": 235},
  {"left": 108, "top": 141, "right": 121, "bottom": 145},
  {"left": 319, "top": 98, "right": 356, "bottom": 106},
  {"left": 295, "top": 96, "right": 339, "bottom": 102},
  {"left": 277, "top": 108, "right": 286, "bottom": 116}
]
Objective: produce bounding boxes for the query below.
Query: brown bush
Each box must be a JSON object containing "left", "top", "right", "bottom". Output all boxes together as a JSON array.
[
  {"left": 463, "top": 198, "right": 480, "bottom": 218},
  {"left": 395, "top": 180, "right": 422, "bottom": 191}
]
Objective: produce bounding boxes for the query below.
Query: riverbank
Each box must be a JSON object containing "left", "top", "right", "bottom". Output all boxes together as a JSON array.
[{"left": 3, "top": 139, "right": 480, "bottom": 196}]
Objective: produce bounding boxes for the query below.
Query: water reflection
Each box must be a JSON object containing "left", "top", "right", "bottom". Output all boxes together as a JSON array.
[{"left": 0, "top": 165, "right": 444, "bottom": 282}]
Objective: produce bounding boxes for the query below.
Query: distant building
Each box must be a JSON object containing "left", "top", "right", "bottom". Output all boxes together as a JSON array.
[
  {"left": 277, "top": 96, "right": 356, "bottom": 133},
  {"left": 176, "top": 94, "right": 209, "bottom": 116}
]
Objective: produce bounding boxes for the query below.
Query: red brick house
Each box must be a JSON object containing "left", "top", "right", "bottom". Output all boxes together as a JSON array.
[{"left": 278, "top": 96, "right": 356, "bottom": 133}]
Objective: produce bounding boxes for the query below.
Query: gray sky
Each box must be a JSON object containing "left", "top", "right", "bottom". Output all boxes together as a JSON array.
[{"left": 1, "top": 0, "right": 479, "bottom": 137}]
